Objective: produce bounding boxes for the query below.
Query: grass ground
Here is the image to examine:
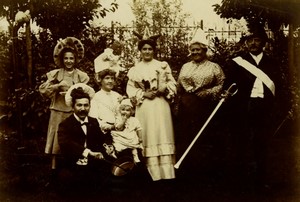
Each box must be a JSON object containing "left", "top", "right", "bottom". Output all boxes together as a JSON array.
[{"left": 0, "top": 118, "right": 299, "bottom": 202}]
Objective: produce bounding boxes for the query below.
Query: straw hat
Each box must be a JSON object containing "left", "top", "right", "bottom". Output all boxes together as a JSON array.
[{"left": 53, "top": 37, "right": 84, "bottom": 68}]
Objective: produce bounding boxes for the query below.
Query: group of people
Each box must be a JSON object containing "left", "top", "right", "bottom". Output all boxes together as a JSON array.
[{"left": 39, "top": 27, "right": 278, "bottom": 189}]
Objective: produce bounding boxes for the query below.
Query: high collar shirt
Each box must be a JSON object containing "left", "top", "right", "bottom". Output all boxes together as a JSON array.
[{"left": 126, "top": 59, "right": 177, "bottom": 105}]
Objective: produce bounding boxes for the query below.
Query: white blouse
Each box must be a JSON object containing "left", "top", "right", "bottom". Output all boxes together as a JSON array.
[{"left": 89, "top": 89, "right": 122, "bottom": 129}]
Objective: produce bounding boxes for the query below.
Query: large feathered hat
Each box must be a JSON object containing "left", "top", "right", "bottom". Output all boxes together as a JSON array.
[{"left": 53, "top": 37, "right": 84, "bottom": 68}]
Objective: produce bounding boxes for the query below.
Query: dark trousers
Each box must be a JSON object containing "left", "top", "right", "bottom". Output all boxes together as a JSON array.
[{"left": 232, "top": 98, "right": 273, "bottom": 185}]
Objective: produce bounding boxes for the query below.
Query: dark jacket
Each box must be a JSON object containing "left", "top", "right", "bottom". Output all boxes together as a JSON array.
[
  {"left": 225, "top": 52, "right": 277, "bottom": 112},
  {"left": 58, "top": 114, "right": 110, "bottom": 166}
]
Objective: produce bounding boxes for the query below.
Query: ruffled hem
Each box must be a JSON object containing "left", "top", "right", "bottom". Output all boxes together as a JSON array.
[
  {"left": 143, "top": 143, "right": 175, "bottom": 157},
  {"left": 146, "top": 155, "right": 176, "bottom": 181}
]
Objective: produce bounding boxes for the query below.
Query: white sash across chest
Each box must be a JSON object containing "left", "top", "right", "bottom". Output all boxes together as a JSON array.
[{"left": 233, "top": 56, "right": 275, "bottom": 96}]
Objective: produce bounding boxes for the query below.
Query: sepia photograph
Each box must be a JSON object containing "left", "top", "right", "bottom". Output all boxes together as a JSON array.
[{"left": 0, "top": 0, "right": 299, "bottom": 201}]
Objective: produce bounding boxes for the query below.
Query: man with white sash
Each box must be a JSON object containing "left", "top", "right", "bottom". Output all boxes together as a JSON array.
[{"left": 225, "top": 27, "right": 277, "bottom": 190}]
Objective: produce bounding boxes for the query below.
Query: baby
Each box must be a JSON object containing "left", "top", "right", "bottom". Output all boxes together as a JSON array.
[{"left": 111, "top": 99, "right": 143, "bottom": 163}]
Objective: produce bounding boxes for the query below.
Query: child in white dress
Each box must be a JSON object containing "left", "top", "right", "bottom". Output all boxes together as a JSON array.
[{"left": 111, "top": 99, "right": 143, "bottom": 163}]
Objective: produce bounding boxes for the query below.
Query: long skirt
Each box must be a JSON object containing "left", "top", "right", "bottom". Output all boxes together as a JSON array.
[
  {"left": 135, "top": 96, "right": 176, "bottom": 181},
  {"left": 176, "top": 92, "right": 215, "bottom": 157},
  {"left": 45, "top": 110, "right": 72, "bottom": 154}
]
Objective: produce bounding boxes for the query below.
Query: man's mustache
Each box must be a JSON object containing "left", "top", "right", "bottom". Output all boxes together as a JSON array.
[{"left": 78, "top": 110, "right": 88, "bottom": 116}]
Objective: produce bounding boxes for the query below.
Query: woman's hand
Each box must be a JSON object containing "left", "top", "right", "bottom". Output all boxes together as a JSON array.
[
  {"left": 58, "top": 80, "right": 69, "bottom": 92},
  {"left": 143, "top": 90, "right": 157, "bottom": 100},
  {"left": 51, "top": 80, "right": 69, "bottom": 92}
]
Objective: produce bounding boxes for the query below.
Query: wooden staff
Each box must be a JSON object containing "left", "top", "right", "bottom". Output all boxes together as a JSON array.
[{"left": 174, "top": 83, "right": 238, "bottom": 169}]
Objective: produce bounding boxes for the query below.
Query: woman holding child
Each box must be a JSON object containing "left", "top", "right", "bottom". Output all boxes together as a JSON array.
[{"left": 126, "top": 28, "right": 177, "bottom": 181}]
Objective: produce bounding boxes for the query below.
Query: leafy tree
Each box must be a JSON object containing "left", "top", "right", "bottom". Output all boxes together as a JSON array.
[
  {"left": 131, "top": 0, "right": 191, "bottom": 75},
  {"left": 0, "top": 0, "right": 119, "bottom": 141},
  {"left": 0, "top": 0, "right": 118, "bottom": 40},
  {"left": 213, "top": 0, "right": 300, "bottom": 32}
]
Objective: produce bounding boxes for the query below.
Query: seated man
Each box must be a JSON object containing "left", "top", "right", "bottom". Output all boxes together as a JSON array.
[{"left": 57, "top": 83, "right": 113, "bottom": 187}]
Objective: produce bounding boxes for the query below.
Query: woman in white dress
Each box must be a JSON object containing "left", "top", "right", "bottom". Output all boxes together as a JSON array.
[{"left": 126, "top": 33, "right": 177, "bottom": 181}]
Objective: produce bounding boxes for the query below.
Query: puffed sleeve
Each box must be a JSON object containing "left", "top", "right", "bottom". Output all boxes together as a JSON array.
[
  {"left": 38, "top": 69, "right": 61, "bottom": 98},
  {"left": 126, "top": 67, "right": 145, "bottom": 106},
  {"left": 76, "top": 69, "right": 89, "bottom": 84}
]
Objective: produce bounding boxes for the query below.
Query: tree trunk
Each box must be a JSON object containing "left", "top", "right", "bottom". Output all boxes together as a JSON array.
[
  {"left": 288, "top": 23, "right": 294, "bottom": 78},
  {"left": 26, "top": 21, "right": 33, "bottom": 87}
]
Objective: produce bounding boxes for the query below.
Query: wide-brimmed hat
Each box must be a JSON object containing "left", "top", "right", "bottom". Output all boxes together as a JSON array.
[
  {"left": 53, "top": 37, "right": 84, "bottom": 68},
  {"left": 65, "top": 83, "right": 95, "bottom": 107}
]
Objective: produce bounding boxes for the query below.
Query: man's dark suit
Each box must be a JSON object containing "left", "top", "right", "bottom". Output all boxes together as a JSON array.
[
  {"left": 225, "top": 52, "right": 278, "bottom": 186},
  {"left": 58, "top": 115, "right": 110, "bottom": 164},
  {"left": 228, "top": 53, "right": 276, "bottom": 107},
  {"left": 57, "top": 114, "right": 112, "bottom": 186}
]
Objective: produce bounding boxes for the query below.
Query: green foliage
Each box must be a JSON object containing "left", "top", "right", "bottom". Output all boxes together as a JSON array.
[
  {"left": 1, "top": 0, "right": 297, "bottom": 141},
  {"left": 1, "top": 25, "right": 112, "bottom": 138},
  {"left": 0, "top": 32, "right": 11, "bottom": 101},
  {"left": 213, "top": 0, "right": 300, "bottom": 121},
  {"left": 213, "top": 0, "right": 300, "bottom": 31},
  {"left": 31, "top": 0, "right": 99, "bottom": 40},
  {"left": 0, "top": 0, "right": 119, "bottom": 40},
  {"left": 131, "top": 0, "right": 191, "bottom": 76}
]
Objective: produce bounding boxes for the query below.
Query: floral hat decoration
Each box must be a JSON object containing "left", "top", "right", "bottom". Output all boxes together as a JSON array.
[{"left": 53, "top": 37, "right": 84, "bottom": 68}]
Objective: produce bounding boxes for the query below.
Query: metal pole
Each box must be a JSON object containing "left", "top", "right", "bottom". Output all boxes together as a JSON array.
[{"left": 174, "top": 83, "right": 238, "bottom": 169}]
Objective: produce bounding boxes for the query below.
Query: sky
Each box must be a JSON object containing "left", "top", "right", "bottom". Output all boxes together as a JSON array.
[
  {"left": 98, "top": 0, "right": 225, "bottom": 28},
  {"left": 0, "top": 0, "right": 239, "bottom": 32}
]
